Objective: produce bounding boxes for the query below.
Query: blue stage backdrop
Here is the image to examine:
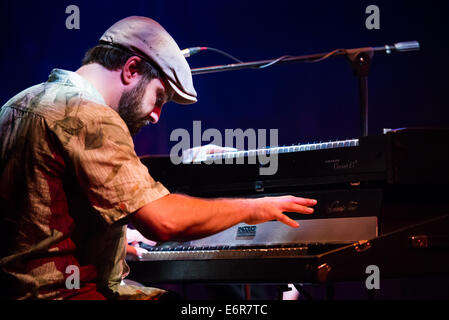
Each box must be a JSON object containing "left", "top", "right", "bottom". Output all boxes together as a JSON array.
[{"left": 1, "top": 0, "right": 448, "bottom": 157}]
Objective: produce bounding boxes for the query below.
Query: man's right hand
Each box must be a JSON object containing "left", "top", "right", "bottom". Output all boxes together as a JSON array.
[{"left": 245, "top": 195, "right": 316, "bottom": 228}]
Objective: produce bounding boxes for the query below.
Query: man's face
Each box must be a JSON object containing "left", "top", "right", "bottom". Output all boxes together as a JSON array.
[{"left": 117, "top": 77, "right": 172, "bottom": 135}]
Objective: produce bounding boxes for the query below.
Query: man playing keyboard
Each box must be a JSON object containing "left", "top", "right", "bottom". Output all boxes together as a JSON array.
[{"left": 0, "top": 16, "right": 316, "bottom": 300}]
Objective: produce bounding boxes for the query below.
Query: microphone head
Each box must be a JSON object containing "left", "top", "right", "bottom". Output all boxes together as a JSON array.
[
  {"left": 394, "top": 41, "right": 420, "bottom": 52},
  {"left": 181, "top": 47, "right": 204, "bottom": 58},
  {"left": 181, "top": 48, "right": 191, "bottom": 57}
]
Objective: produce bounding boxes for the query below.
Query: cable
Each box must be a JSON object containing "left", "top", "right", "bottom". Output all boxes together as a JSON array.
[
  {"left": 256, "top": 49, "right": 346, "bottom": 69},
  {"left": 257, "top": 55, "right": 292, "bottom": 69},
  {"left": 187, "top": 46, "right": 349, "bottom": 71},
  {"left": 304, "top": 49, "right": 346, "bottom": 63},
  {"left": 202, "top": 47, "right": 244, "bottom": 63}
]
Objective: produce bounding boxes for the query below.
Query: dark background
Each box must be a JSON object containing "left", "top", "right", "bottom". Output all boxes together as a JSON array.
[
  {"left": 1, "top": 0, "right": 448, "bottom": 157},
  {"left": 1, "top": 0, "right": 448, "bottom": 300}
]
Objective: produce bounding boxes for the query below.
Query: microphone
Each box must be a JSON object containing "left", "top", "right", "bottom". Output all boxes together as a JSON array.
[
  {"left": 392, "top": 41, "right": 420, "bottom": 52},
  {"left": 374, "top": 41, "right": 420, "bottom": 54},
  {"left": 181, "top": 47, "right": 207, "bottom": 57}
]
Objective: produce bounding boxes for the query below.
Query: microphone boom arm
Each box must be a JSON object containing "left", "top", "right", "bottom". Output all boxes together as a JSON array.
[
  {"left": 190, "top": 41, "right": 420, "bottom": 137},
  {"left": 190, "top": 41, "right": 420, "bottom": 75}
]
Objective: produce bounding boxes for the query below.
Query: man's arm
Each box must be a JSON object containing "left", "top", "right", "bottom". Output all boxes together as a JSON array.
[{"left": 128, "top": 194, "right": 317, "bottom": 242}]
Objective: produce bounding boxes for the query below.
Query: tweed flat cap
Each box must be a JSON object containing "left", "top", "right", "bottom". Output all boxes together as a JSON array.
[{"left": 100, "top": 16, "right": 197, "bottom": 104}]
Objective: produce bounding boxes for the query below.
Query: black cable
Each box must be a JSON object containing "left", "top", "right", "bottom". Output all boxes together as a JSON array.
[
  {"left": 304, "top": 49, "right": 346, "bottom": 63},
  {"left": 193, "top": 47, "right": 348, "bottom": 71},
  {"left": 256, "top": 49, "right": 346, "bottom": 69},
  {"left": 203, "top": 47, "right": 244, "bottom": 63},
  {"left": 257, "top": 55, "right": 292, "bottom": 69}
]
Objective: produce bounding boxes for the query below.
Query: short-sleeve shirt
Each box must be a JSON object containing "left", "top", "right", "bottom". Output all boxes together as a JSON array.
[{"left": 0, "top": 69, "right": 170, "bottom": 299}]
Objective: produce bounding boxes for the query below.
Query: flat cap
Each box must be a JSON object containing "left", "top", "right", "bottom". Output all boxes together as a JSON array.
[{"left": 100, "top": 16, "right": 197, "bottom": 104}]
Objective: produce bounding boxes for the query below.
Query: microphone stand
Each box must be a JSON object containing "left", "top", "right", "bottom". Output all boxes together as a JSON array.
[
  {"left": 191, "top": 41, "right": 420, "bottom": 137},
  {"left": 346, "top": 48, "right": 373, "bottom": 137}
]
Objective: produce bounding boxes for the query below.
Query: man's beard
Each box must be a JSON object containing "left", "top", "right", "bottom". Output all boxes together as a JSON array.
[{"left": 117, "top": 78, "right": 149, "bottom": 136}]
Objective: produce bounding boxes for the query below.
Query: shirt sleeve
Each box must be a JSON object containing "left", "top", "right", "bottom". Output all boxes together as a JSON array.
[{"left": 51, "top": 101, "right": 170, "bottom": 224}]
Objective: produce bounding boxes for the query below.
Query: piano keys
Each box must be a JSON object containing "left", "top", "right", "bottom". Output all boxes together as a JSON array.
[
  {"left": 131, "top": 216, "right": 378, "bottom": 262},
  {"left": 141, "top": 128, "right": 449, "bottom": 197}
]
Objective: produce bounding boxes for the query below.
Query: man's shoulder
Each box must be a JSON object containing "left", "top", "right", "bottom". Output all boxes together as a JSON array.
[{"left": 3, "top": 82, "right": 122, "bottom": 124}]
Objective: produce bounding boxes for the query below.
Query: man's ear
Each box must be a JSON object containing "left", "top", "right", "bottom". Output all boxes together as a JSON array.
[{"left": 121, "top": 56, "right": 142, "bottom": 85}]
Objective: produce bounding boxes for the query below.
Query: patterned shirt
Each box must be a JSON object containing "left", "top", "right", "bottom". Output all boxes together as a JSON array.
[{"left": 0, "top": 69, "right": 170, "bottom": 299}]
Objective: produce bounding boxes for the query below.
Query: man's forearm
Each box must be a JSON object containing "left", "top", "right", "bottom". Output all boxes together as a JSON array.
[
  {"left": 130, "top": 194, "right": 254, "bottom": 242},
  {"left": 130, "top": 193, "right": 316, "bottom": 243}
]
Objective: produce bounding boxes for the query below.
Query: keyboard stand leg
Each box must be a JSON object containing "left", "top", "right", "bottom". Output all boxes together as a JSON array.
[
  {"left": 293, "top": 284, "right": 315, "bottom": 300},
  {"left": 367, "top": 288, "right": 376, "bottom": 300},
  {"left": 326, "top": 282, "right": 335, "bottom": 300},
  {"left": 276, "top": 284, "right": 290, "bottom": 300},
  {"left": 244, "top": 284, "right": 251, "bottom": 300}
]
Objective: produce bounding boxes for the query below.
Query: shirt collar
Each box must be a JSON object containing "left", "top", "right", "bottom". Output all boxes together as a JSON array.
[{"left": 47, "top": 68, "right": 107, "bottom": 106}]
